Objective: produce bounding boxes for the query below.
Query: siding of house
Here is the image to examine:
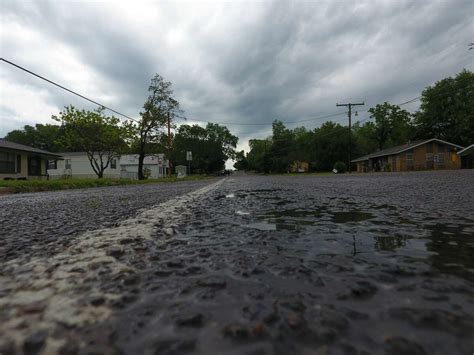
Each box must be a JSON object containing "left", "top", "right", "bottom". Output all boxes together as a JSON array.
[
  {"left": 0, "top": 151, "right": 49, "bottom": 180},
  {"left": 355, "top": 140, "right": 462, "bottom": 173},
  {"left": 401, "top": 142, "right": 460, "bottom": 171},
  {"left": 48, "top": 154, "right": 120, "bottom": 179}
]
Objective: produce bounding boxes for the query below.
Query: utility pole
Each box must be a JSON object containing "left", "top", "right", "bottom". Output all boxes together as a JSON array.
[
  {"left": 336, "top": 102, "right": 364, "bottom": 173},
  {"left": 167, "top": 111, "right": 172, "bottom": 177}
]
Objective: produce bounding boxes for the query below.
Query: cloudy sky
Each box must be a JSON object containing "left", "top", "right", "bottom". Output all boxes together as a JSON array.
[{"left": 1, "top": 0, "right": 473, "bottom": 155}]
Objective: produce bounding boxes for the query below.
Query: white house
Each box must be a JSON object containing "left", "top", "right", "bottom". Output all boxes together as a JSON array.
[
  {"left": 119, "top": 154, "right": 168, "bottom": 179},
  {"left": 47, "top": 152, "right": 169, "bottom": 179},
  {"left": 47, "top": 152, "right": 120, "bottom": 179}
]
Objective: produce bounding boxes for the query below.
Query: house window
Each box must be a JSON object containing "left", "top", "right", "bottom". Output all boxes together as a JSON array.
[
  {"left": 65, "top": 159, "right": 71, "bottom": 169},
  {"left": 426, "top": 153, "right": 434, "bottom": 162},
  {"left": 47, "top": 160, "right": 57, "bottom": 170},
  {"left": 406, "top": 153, "right": 414, "bottom": 166},
  {"left": 437, "top": 153, "right": 445, "bottom": 164},
  {"left": 111, "top": 159, "right": 117, "bottom": 169},
  {"left": 0, "top": 152, "right": 16, "bottom": 173},
  {"left": 28, "top": 156, "right": 41, "bottom": 176},
  {"left": 17, "top": 154, "right": 21, "bottom": 173}
]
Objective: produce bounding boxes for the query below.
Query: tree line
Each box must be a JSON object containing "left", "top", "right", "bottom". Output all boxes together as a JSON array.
[
  {"left": 4, "top": 74, "right": 238, "bottom": 179},
  {"left": 234, "top": 70, "right": 473, "bottom": 173},
  {"left": 4, "top": 70, "right": 472, "bottom": 176}
]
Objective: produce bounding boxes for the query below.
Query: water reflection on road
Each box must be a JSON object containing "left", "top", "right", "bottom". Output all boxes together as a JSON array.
[{"left": 83, "top": 172, "right": 474, "bottom": 354}]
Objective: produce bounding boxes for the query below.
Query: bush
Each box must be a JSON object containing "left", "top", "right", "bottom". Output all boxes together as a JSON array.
[{"left": 333, "top": 161, "right": 347, "bottom": 173}]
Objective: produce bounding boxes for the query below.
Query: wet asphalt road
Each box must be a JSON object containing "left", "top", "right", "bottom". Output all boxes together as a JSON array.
[
  {"left": 1, "top": 171, "right": 474, "bottom": 355},
  {"left": 0, "top": 179, "right": 217, "bottom": 262}
]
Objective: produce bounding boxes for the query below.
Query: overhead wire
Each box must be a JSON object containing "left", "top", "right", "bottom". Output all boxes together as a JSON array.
[
  {"left": 0, "top": 57, "right": 140, "bottom": 123},
  {"left": 2, "top": 57, "right": 471, "bottom": 131}
]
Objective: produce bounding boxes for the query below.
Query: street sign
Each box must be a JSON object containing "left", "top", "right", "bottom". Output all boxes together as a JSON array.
[{"left": 186, "top": 151, "right": 192, "bottom": 161}]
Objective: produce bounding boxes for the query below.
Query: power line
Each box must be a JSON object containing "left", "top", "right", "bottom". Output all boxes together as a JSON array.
[
  {"left": 0, "top": 57, "right": 139, "bottom": 123},
  {"left": 2, "top": 57, "right": 471, "bottom": 131},
  {"left": 177, "top": 83, "right": 471, "bottom": 128},
  {"left": 175, "top": 111, "right": 348, "bottom": 126}
]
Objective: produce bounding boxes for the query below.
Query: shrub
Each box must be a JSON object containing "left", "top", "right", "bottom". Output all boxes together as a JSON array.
[{"left": 333, "top": 161, "right": 347, "bottom": 173}]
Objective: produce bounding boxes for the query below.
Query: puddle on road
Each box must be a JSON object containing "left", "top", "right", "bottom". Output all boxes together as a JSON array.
[
  {"left": 244, "top": 222, "right": 277, "bottom": 231},
  {"left": 229, "top": 191, "right": 474, "bottom": 281},
  {"left": 331, "top": 211, "right": 373, "bottom": 223},
  {"left": 254, "top": 208, "right": 374, "bottom": 230},
  {"left": 374, "top": 235, "right": 410, "bottom": 251}
]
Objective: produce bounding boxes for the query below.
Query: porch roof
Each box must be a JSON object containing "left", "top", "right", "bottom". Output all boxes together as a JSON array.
[
  {"left": 0, "top": 139, "right": 62, "bottom": 158},
  {"left": 457, "top": 144, "right": 474, "bottom": 156}
]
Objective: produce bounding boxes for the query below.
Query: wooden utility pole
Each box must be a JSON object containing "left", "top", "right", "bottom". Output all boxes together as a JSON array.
[
  {"left": 336, "top": 102, "right": 364, "bottom": 173},
  {"left": 167, "top": 111, "right": 172, "bottom": 177}
]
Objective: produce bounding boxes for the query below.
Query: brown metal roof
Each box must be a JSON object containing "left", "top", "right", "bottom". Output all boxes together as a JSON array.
[
  {"left": 0, "top": 139, "right": 62, "bottom": 158},
  {"left": 351, "top": 138, "right": 464, "bottom": 163}
]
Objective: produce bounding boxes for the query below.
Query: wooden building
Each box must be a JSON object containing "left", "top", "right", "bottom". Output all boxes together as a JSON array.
[{"left": 352, "top": 139, "right": 464, "bottom": 173}]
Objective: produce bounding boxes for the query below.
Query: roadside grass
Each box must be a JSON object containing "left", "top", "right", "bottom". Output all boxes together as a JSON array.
[{"left": 0, "top": 175, "right": 211, "bottom": 194}]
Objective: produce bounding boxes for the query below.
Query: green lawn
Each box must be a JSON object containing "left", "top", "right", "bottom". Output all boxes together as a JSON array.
[{"left": 0, "top": 175, "right": 212, "bottom": 194}]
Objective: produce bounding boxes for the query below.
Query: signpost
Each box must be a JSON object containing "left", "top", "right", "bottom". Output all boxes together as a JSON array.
[{"left": 186, "top": 151, "right": 192, "bottom": 175}]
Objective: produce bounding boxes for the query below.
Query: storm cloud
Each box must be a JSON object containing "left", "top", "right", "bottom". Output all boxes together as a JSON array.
[{"left": 1, "top": 0, "right": 473, "bottom": 152}]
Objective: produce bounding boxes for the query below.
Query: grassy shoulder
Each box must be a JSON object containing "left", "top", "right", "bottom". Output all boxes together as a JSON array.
[{"left": 0, "top": 175, "right": 212, "bottom": 194}]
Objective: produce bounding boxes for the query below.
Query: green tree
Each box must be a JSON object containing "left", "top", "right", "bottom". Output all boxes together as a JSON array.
[
  {"left": 311, "top": 121, "right": 351, "bottom": 171},
  {"left": 247, "top": 138, "right": 271, "bottom": 173},
  {"left": 414, "top": 69, "right": 474, "bottom": 146},
  {"left": 233, "top": 150, "right": 248, "bottom": 171},
  {"left": 352, "top": 121, "right": 378, "bottom": 156},
  {"left": 4, "top": 123, "right": 71, "bottom": 152},
  {"left": 269, "top": 120, "right": 295, "bottom": 173},
  {"left": 172, "top": 123, "right": 238, "bottom": 174},
  {"left": 53, "top": 106, "right": 128, "bottom": 178},
  {"left": 126, "top": 74, "right": 180, "bottom": 179},
  {"left": 368, "top": 102, "right": 413, "bottom": 150}
]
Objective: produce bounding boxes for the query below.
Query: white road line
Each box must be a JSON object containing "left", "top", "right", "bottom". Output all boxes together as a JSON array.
[{"left": 0, "top": 179, "right": 224, "bottom": 354}]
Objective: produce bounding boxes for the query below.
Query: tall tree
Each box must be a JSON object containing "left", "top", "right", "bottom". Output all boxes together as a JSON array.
[
  {"left": 414, "top": 69, "right": 474, "bottom": 146},
  {"left": 247, "top": 138, "right": 271, "bottom": 173},
  {"left": 53, "top": 106, "right": 127, "bottom": 178},
  {"left": 368, "top": 102, "right": 413, "bottom": 150},
  {"left": 269, "top": 120, "right": 294, "bottom": 173},
  {"left": 126, "top": 74, "right": 180, "bottom": 180}
]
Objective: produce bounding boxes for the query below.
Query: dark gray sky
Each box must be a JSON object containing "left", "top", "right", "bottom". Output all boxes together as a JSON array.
[{"left": 1, "top": 0, "right": 473, "bottom": 154}]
